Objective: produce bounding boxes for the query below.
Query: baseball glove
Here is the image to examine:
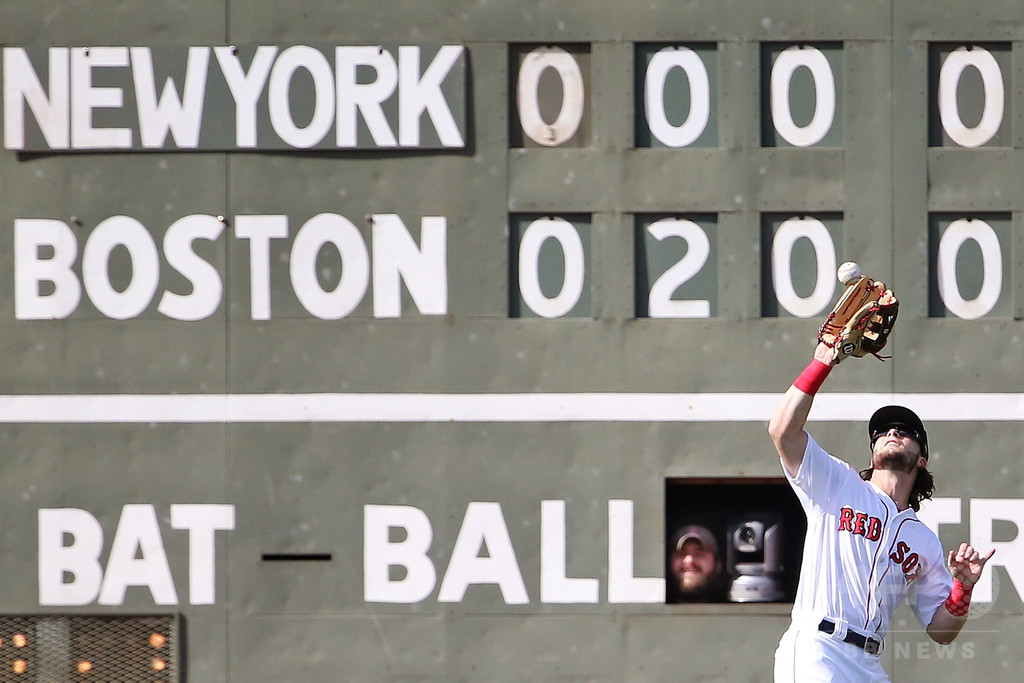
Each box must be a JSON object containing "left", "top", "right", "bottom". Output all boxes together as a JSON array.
[{"left": 818, "top": 276, "right": 899, "bottom": 362}]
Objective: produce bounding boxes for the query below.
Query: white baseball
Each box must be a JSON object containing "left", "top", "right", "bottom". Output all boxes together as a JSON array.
[{"left": 837, "top": 261, "right": 862, "bottom": 285}]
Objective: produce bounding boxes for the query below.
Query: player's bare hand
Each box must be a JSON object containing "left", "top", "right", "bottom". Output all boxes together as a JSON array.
[{"left": 946, "top": 543, "right": 995, "bottom": 589}]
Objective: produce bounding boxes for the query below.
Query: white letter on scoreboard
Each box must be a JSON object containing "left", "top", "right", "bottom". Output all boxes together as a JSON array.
[
  {"left": 916, "top": 497, "right": 962, "bottom": 538},
  {"left": 398, "top": 45, "right": 464, "bottom": 147},
  {"left": 540, "top": 500, "right": 599, "bottom": 603},
  {"left": 336, "top": 47, "right": 399, "bottom": 148},
  {"left": 372, "top": 214, "right": 448, "bottom": 318},
  {"left": 645, "top": 47, "right": 710, "bottom": 148},
  {"left": 646, "top": 218, "right": 711, "bottom": 318},
  {"left": 268, "top": 45, "right": 335, "bottom": 149},
  {"left": 938, "top": 47, "right": 1004, "bottom": 148},
  {"left": 131, "top": 46, "right": 210, "bottom": 148},
  {"left": 607, "top": 500, "right": 663, "bottom": 603},
  {"left": 98, "top": 504, "right": 178, "bottom": 605},
  {"left": 969, "top": 499, "right": 1024, "bottom": 603},
  {"left": 936, "top": 218, "right": 1002, "bottom": 320},
  {"left": 517, "top": 47, "right": 585, "bottom": 146},
  {"left": 38, "top": 509, "right": 104, "bottom": 606},
  {"left": 170, "top": 504, "right": 235, "bottom": 605},
  {"left": 438, "top": 502, "right": 529, "bottom": 605},
  {"left": 770, "top": 46, "right": 835, "bottom": 147},
  {"left": 15, "top": 218, "right": 82, "bottom": 320},
  {"left": 158, "top": 214, "right": 225, "bottom": 321},
  {"left": 364, "top": 504, "right": 437, "bottom": 603},
  {"left": 214, "top": 46, "right": 278, "bottom": 148},
  {"left": 518, "top": 217, "right": 586, "bottom": 318},
  {"left": 235, "top": 214, "right": 289, "bottom": 320},
  {"left": 3, "top": 47, "right": 71, "bottom": 149},
  {"left": 70, "top": 46, "right": 132, "bottom": 149},
  {"left": 82, "top": 215, "right": 160, "bottom": 320},
  {"left": 290, "top": 213, "right": 370, "bottom": 319},
  {"left": 771, "top": 217, "right": 837, "bottom": 318}
]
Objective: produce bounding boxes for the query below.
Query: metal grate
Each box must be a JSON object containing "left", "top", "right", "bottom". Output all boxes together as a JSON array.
[{"left": 0, "top": 615, "right": 181, "bottom": 683}]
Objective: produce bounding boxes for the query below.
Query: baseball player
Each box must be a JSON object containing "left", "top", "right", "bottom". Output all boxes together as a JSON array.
[{"left": 768, "top": 342, "right": 995, "bottom": 682}]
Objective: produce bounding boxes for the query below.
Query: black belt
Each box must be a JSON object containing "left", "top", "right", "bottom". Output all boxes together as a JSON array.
[{"left": 818, "top": 619, "right": 883, "bottom": 655}]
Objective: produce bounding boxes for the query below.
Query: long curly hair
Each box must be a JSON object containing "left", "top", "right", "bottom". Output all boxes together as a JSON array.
[{"left": 859, "top": 466, "right": 935, "bottom": 512}]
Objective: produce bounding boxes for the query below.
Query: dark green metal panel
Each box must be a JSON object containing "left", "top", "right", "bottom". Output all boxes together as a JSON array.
[{"left": 0, "top": 2, "right": 1022, "bottom": 681}]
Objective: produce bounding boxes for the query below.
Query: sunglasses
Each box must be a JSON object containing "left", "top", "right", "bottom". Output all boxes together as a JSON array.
[{"left": 870, "top": 426, "right": 922, "bottom": 444}]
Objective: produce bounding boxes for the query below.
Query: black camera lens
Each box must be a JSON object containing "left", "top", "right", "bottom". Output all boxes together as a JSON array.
[{"left": 740, "top": 525, "right": 756, "bottom": 545}]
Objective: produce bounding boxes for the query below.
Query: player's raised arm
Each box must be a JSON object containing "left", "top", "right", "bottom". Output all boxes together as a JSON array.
[
  {"left": 768, "top": 342, "right": 836, "bottom": 477},
  {"left": 769, "top": 264, "right": 899, "bottom": 478}
]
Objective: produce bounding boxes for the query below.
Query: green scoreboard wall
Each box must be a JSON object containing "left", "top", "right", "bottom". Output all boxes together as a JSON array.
[{"left": 1, "top": 1, "right": 1023, "bottom": 680}]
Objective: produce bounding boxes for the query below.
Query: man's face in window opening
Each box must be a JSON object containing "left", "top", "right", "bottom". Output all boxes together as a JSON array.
[{"left": 671, "top": 539, "right": 719, "bottom": 594}]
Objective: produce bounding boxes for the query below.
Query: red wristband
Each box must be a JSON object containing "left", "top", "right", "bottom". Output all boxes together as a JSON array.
[
  {"left": 792, "top": 360, "right": 832, "bottom": 395},
  {"left": 944, "top": 579, "right": 972, "bottom": 618}
]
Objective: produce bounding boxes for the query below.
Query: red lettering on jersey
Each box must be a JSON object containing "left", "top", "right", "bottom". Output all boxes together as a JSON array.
[
  {"left": 890, "top": 542, "right": 921, "bottom": 581},
  {"left": 839, "top": 507, "right": 882, "bottom": 541},
  {"left": 867, "top": 517, "right": 882, "bottom": 541},
  {"left": 838, "top": 507, "right": 854, "bottom": 532},
  {"left": 890, "top": 541, "right": 909, "bottom": 564},
  {"left": 853, "top": 512, "right": 868, "bottom": 535}
]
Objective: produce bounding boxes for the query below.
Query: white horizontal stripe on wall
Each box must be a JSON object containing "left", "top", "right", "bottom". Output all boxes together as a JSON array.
[{"left": 0, "top": 393, "right": 1019, "bottom": 423}]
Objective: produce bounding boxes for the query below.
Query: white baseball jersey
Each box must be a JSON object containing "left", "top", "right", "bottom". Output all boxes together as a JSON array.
[{"left": 774, "top": 433, "right": 952, "bottom": 682}]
